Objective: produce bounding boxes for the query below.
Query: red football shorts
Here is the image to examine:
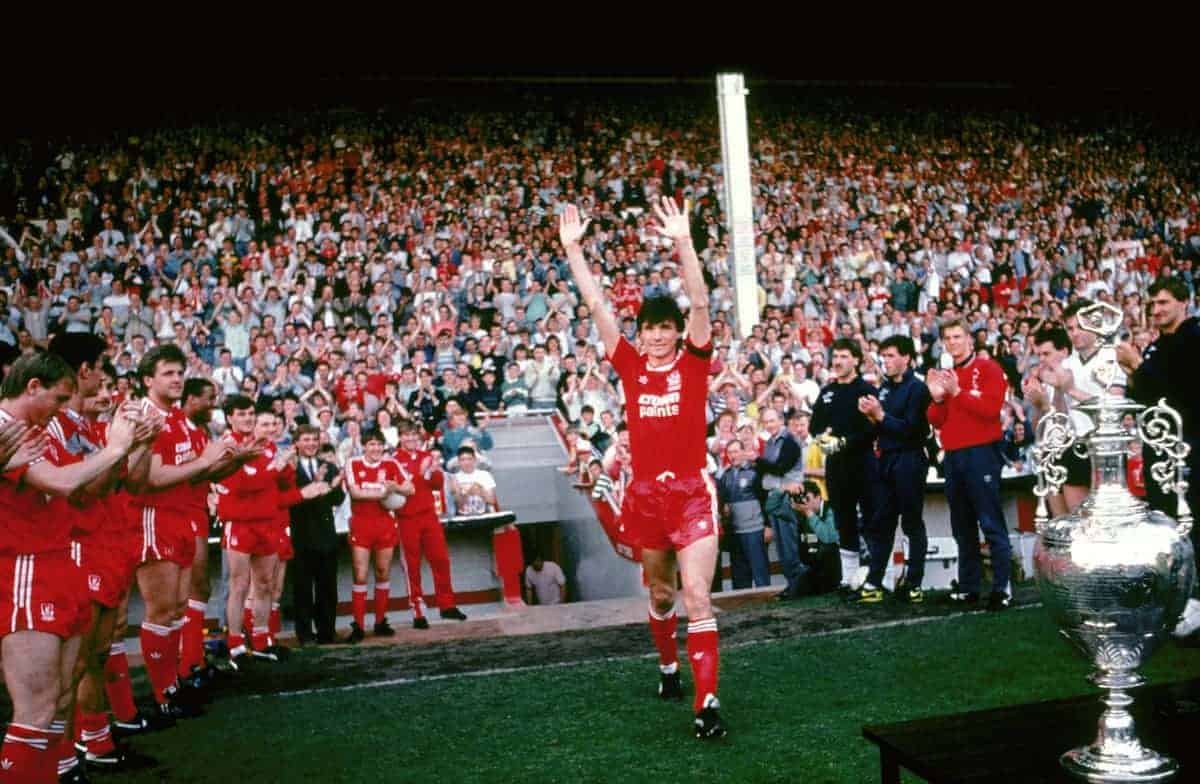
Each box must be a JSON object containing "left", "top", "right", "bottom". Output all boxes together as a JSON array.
[
  {"left": 71, "top": 536, "right": 139, "bottom": 609},
  {"left": 349, "top": 514, "right": 398, "bottom": 551},
  {"left": 275, "top": 522, "right": 294, "bottom": 561},
  {"left": 619, "top": 470, "right": 719, "bottom": 551},
  {"left": 223, "top": 521, "right": 278, "bottom": 557},
  {"left": 187, "top": 514, "right": 209, "bottom": 539},
  {"left": 0, "top": 551, "right": 93, "bottom": 640},
  {"left": 136, "top": 507, "right": 197, "bottom": 568}
]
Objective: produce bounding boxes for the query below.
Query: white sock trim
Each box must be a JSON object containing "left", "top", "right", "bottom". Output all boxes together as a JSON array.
[
  {"left": 659, "top": 662, "right": 679, "bottom": 675},
  {"left": 109, "top": 642, "right": 126, "bottom": 655},
  {"left": 351, "top": 584, "right": 368, "bottom": 594},
  {"left": 648, "top": 604, "right": 676, "bottom": 622},
  {"left": 141, "top": 621, "right": 172, "bottom": 637},
  {"left": 187, "top": 599, "right": 207, "bottom": 612},
  {"left": 375, "top": 583, "right": 390, "bottom": 592}
]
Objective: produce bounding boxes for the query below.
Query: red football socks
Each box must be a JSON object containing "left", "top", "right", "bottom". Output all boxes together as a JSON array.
[
  {"left": 77, "top": 711, "right": 115, "bottom": 757},
  {"left": 140, "top": 621, "right": 179, "bottom": 704},
  {"left": 686, "top": 617, "right": 720, "bottom": 714},
  {"left": 647, "top": 605, "right": 680, "bottom": 673},
  {"left": 178, "top": 599, "right": 207, "bottom": 678},
  {"left": 351, "top": 584, "right": 367, "bottom": 628},
  {"left": 374, "top": 582, "right": 390, "bottom": 625},
  {"left": 269, "top": 603, "right": 281, "bottom": 638},
  {"left": 103, "top": 642, "right": 138, "bottom": 722},
  {"left": 1, "top": 722, "right": 56, "bottom": 783}
]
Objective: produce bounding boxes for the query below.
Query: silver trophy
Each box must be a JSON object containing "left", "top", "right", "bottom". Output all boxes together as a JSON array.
[{"left": 1033, "top": 301, "right": 1195, "bottom": 782}]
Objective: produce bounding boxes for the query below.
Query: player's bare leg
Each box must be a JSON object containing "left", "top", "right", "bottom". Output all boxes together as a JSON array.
[
  {"left": 248, "top": 553, "right": 279, "bottom": 659},
  {"left": 54, "top": 633, "right": 85, "bottom": 780},
  {"left": 676, "top": 535, "right": 726, "bottom": 739},
  {"left": 348, "top": 545, "right": 373, "bottom": 643},
  {"left": 225, "top": 550, "right": 252, "bottom": 666},
  {"left": 641, "top": 548, "right": 683, "bottom": 702},
  {"left": 75, "top": 602, "right": 148, "bottom": 769},
  {"left": 270, "top": 558, "right": 286, "bottom": 643},
  {"left": 136, "top": 560, "right": 193, "bottom": 720},
  {"left": 1, "top": 630, "right": 64, "bottom": 781}
]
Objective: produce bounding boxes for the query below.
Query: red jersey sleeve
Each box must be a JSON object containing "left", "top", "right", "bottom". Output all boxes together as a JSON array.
[{"left": 609, "top": 336, "right": 639, "bottom": 380}]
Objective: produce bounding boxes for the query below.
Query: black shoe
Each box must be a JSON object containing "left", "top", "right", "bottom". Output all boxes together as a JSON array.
[
  {"left": 315, "top": 635, "right": 337, "bottom": 645},
  {"left": 346, "top": 622, "right": 365, "bottom": 644},
  {"left": 987, "top": 592, "right": 1011, "bottom": 612},
  {"left": 112, "top": 712, "right": 155, "bottom": 740},
  {"left": 374, "top": 619, "right": 395, "bottom": 637},
  {"left": 81, "top": 745, "right": 159, "bottom": 772},
  {"left": 694, "top": 698, "right": 727, "bottom": 740},
  {"left": 895, "top": 585, "right": 925, "bottom": 604},
  {"left": 948, "top": 589, "right": 980, "bottom": 607},
  {"left": 440, "top": 607, "right": 468, "bottom": 621},
  {"left": 160, "top": 689, "right": 204, "bottom": 720},
  {"left": 658, "top": 671, "right": 683, "bottom": 701},
  {"left": 413, "top": 616, "right": 429, "bottom": 630},
  {"left": 837, "top": 584, "right": 855, "bottom": 600},
  {"left": 58, "top": 763, "right": 90, "bottom": 783}
]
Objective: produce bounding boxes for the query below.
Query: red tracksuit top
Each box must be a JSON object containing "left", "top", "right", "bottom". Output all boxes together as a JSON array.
[
  {"left": 393, "top": 448, "right": 444, "bottom": 519},
  {"left": 927, "top": 354, "right": 1006, "bottom": 451}
]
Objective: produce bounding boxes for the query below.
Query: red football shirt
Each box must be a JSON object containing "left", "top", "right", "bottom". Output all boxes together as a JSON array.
[
  {"left": 129, "top": 399, "right": 201, "bottom": 515},
  {"left": 0, "top": 408, "right": 64, "bottom": 554},
  {"left": 348, "top": 457, "right": 406, "bottom": 524},
  {"left": 393, "top": 448, "right": 443, "bottom": 518},
  {"left": 609, "top": 336, "right": 712, "bottom": 480},
  {"left": 46, "top": 408, "right": 105, "bottom": 536}
]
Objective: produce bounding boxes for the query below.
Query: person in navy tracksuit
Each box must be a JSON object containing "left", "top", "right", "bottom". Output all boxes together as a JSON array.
[
  {"left": 927, "top": 319, "right": 1012, "bottom": 611},
  {"left": 856, "top": 336, "right": 931, "bottom": 604}
]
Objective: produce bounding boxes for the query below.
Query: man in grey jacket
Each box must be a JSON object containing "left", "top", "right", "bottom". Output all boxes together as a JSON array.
[{"left": 716, "top": 439, "right": 770, "bottom": 589}]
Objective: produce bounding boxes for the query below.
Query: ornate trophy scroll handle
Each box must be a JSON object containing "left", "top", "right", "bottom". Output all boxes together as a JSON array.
[
  {"left": 1137, "top": 399, "right": 1193, "bottom": 536},
  {"left": 1033, "top": 411, "right": 1076, "bottom": 530}
]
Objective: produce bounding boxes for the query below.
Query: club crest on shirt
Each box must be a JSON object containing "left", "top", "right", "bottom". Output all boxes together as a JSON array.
[
  {"left": 40, "top": 602, "right": 55, "bottom": 622},
  {"left": 821, "top": 391, "right": 834, "bottom": 404},
  {"left": 637, "top": 374, "right": 649, "bottom": 386},
  {"left": 879, "top": 388, "right": 890, "bottom": 402},
  {"left": 88, "top": 574, "right": 101, "bottom": 592},
  {"left": 666, "top": 370, "right": 682, "bottom": 392}
]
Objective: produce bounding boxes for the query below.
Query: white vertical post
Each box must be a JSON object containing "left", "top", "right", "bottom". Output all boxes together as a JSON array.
[{"left": 715, "top": 72, "right": 758, "bottom": 338}]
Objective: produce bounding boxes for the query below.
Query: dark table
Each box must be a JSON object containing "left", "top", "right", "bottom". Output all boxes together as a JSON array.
[{"left": 862, "top": 679, "right": 1200, "bottom": 783}]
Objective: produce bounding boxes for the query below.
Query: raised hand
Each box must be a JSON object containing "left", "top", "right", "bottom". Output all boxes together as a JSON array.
[
  {"left": 558, "top": 204, "right": 590, "bottom": 247},
  {"left": 3, "top": 426, "right": 47, "bottom": 473},
  {"left": 0, "top": 418, "right": 29, "bottom": 468},
  {"left": 649, "top": 196, "right": 690, "bottom": 242},
  {"left": 857, "top": 395, "right": 884, "bottom": 423}
]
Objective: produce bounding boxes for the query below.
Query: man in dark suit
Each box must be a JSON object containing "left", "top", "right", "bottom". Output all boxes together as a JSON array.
[
  {"left": 755, "top": 407, "right": 806, "bottom": 599},
  {"left": 290, "top": 425, "right": 345, "bottom": 644}
]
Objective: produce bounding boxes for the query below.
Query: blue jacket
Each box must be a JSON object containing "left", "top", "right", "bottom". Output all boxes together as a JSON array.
[{"left": 874, "top": 369, "right": 931, "bottom": 454}]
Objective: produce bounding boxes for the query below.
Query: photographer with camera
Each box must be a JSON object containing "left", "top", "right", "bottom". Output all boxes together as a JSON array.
[{"left": 786, "top": 481, "right": 840, "bottom": 595}]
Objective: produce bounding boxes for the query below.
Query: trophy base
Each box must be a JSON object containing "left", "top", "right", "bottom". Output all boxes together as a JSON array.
[{"left": 1061, "top": 745, "right": 1179, "bottom": 782}]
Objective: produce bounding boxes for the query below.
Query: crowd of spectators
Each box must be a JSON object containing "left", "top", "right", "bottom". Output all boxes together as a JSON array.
[{"left": 3, "top": 90, "right": 1199, "bottom": 529}]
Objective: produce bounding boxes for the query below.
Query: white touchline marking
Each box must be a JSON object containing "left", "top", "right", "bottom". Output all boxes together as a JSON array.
[{"left": 257, "top": 604, "right": 1042, "bottom": 701}]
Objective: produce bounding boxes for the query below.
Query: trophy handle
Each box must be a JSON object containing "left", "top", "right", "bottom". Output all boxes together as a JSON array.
[
  {"left": 1033, "top": 412, "right": 1076, "bottom": 529},
  {"left": 1137, "top": 399, "right": 1193, "bottom": 536}
]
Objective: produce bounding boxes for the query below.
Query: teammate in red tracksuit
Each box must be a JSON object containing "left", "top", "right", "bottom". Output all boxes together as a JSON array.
[
  {"left": 394, "top": 420, "right": 467, "bottom": 629},
  {"left": 267, "top": 413, "right": 304, "bottom": 645}
]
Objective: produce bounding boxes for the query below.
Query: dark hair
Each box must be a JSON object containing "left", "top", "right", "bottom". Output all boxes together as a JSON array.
[
  {"left": 1149, "top": 276, "right": 1190, "bottom": 303},
  {"left": 830, "top": 338, "right": 862, "bottom": 361},
  {"left": 295, "top": 424, "right": 320, "bottom": 439},
  {"left": 636, "top": 295, "right": 685, "bottom": 333},
  {"left": 1033, "top": 325, "right": 1071, "bottom": 352},
  {"left": 457, "top": 445, "right": 477, "bottom": 458},
  {"left": 47, "top": 333, "right": 107, "bottom": 372},
  {"left": 361, "top": 428, "right": 386, "bottom": 445},
  {"left": 879, "top": 335, "right": 916, "bottom": 358},
  {"left": 182, "top": 377, "right": 215, "bottom": 404},
  {"left": 0, "top": 352, "right": 75, "bottom": 400},
  {"left": 802, "top": 480, "right": 822, "bottom": 497},
  {"left": 222, "top": 394, "right": 255, "bottom": 416},
  {"left": 138, "top": 344, "right": 186, "bottom": 387}
]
